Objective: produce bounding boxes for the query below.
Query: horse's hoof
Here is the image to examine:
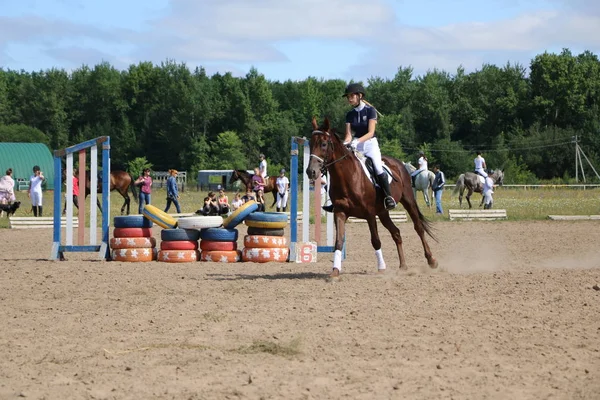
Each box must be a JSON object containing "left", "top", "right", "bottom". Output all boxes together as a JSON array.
[
  {"left": 429, "top": 259, "right": 439, "bottom": 269},
  {"left": 399, "top": 264, "right": 409, "bottom": 271},
  {"left": 326, "top": 269, "right": 341, "bottom": 283},
  {"left": 377, "top": 269, "right": 386, "bottom": 275}
]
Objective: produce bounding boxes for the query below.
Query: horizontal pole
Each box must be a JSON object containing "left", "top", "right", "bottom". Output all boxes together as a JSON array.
[
  {"left": 54, "top": 136, "right": 109, "bottom": 157},
  {"left": 59, "top": 245, "right": 103, "bottom": 252}
]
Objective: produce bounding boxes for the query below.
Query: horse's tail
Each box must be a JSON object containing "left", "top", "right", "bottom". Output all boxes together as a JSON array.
[
  {"left": 452, "top": 174, "right": 464, "bottom": 197},
  {"left": 417, "top": 209, "right": 437, "bottom": 242},
  {"left": 129, "top": 173, "right": 139, "bottom": 203}
]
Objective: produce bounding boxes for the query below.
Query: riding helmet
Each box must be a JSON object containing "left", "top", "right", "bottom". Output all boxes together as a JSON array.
[
  {"left": 342, "top": 83, "right": 365, "bottom": 97},
  {"left": 280, "top": 168, "right": 286, "bottom": 174}
]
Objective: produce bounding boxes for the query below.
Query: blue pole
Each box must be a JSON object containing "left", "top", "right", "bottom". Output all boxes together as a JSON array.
[
  {"left": 102, "top": 137, "right": 110, "bottom": 259},
  {"left": 290, "top": 138, "right": 298, "bottom": 244},
  {"left": 51, "top": 155, "right": 62, "bottom": 260}
]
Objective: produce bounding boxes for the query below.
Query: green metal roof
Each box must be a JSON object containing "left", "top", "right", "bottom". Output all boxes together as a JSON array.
[{"left": 0, "top": 142, "right": 54, "bottom": 190}]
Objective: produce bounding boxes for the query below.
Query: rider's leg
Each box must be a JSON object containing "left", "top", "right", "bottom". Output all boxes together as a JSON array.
[{"left": 364, "top": 138, "right": 396, "bottom": 209}]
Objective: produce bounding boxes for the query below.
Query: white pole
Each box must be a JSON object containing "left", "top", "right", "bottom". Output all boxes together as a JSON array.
[
  {"left": 90, "top": 145, "right": 98, "bottom": 245},
  {"left": 302, "top": 142, "right": 310, "bottom": 243},
  {"left": 326, "top": 173, "right": 334, "bottom": 246},
  {"left": 66, "top": 154, "right": 73, "bottom": 246},
  {"left": 575, "top": 135, "right": 578, "bottom": 182},
  {"left": 578, "top": 145, "right": 600, "bottom": 181}
]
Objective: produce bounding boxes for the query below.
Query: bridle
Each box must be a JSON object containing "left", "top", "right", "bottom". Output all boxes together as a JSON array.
[{"left": 310, "top": 130, "right": 351, "bottom": 173}]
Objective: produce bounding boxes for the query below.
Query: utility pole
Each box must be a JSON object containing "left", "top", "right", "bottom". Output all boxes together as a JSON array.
[{"left": 573, "top": 135, "right": 578, "bottom": 182}]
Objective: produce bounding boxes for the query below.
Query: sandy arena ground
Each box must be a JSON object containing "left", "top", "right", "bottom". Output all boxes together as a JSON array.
[{"left": 0, "top": 220, "right": 599, "bottom": 400}]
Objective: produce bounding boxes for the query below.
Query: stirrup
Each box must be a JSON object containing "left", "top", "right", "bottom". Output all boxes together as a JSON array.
[
  {"left": 384, "top": 196, "right": 396, "bottom": 210},
  {"left": 322, "top": 204, "right": 334, "bottom": 213}
]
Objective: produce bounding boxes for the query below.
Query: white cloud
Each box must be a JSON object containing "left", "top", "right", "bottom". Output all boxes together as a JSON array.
[{"left": 0, "top": 0, "right": 599, "bottom": 80}]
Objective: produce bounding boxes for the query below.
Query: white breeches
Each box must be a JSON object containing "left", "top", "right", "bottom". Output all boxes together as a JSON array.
[
  {"left": 276, "top": 191, "right": 288, "bottom": 208},
  {"left": 411, "top": 169, "right": 424, "bottom": 177},
  {"left": 357, "top": 138, "right": 384, "bottom": 175},
  {"left": 483, "top": 191, "right": 493, "bottom": 205},
  {"left": 30, "top": 191, "right": 43, "bottom": 206},
  {"left": 476, "top": 168, "right": 488, "bottom": 178}
]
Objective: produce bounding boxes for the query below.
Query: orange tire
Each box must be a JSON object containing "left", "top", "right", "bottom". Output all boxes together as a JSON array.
[
  {"left": 243, "top": 235, "right": 287, "bottom": 249},
  {"left": 157, "top": 250, "right": 200, "bottom": 263},
  {"left": 110, "top": 237, "right": 156, "bottom": 249},
  {"left": 200, "top": 240, "right": 237, "bottom": 251},
  {"left": 160, "top": 240, "right": 199, "bottom": 251},
  {"left": 113, "top": 227, "right": 153, "bottom": 238},
  {"left": 111, "top": 247, "right": 157, "bottom": 262},
  {"left": 200, "top": 250, "right": 241, "bottom": 263},
  {"left": 241, "top": 247, "right": 289, "bottom": 263}
]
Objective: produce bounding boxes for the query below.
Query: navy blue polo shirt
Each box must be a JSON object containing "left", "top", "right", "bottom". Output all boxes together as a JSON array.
[{"left": 345, "top": 104, "right": 377, "bottom": 138}]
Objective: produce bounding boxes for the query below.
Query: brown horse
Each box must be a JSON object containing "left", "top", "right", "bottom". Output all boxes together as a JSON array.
[
  {"left": 228, "top": 170, "right": 278, "bottom": 207},
  {"left": 305, "top": 118, "right": 437, "bottom": 279},
  {"left": 83, "top": 170, "right": 138, "bottom": 215}
]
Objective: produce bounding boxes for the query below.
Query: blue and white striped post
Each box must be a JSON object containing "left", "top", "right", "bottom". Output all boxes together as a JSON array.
[{"left": 50, "top": 136, "right": 111, "bottom": 260}]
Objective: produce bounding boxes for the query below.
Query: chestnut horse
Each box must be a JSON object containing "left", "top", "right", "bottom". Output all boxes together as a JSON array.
[
  {"left": 229, "top": 170, "right": 278, "bottom": 207},
  {"left": 305, "top": 118, "right": 438, "bottom": 278},
  {"left": 85, "top": 170, "right": 137, "bottom": 215}
]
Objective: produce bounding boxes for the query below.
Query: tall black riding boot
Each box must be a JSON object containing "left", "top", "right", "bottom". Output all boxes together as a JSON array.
[
  {"left": 283, "top": 206, "right": 287, "bottom": 212},
  {"left": 377, "top": 173, "right": 396, "bottom": 210},
  {"left": 33, "top": 206, "right": 38, "bottom": 217},
  {"left": 411, "top": 175, "right": 416, "bottom": 188},
  {"left": 38, "top": 206, "right": 43, "bottom": 217},
  {"left": 277, "top": 207, "right": 280, "bottom": 212}
]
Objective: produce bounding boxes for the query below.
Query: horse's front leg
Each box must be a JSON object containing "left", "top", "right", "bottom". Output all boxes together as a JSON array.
[
  {"left": 366, "top": 215, "right": 387, "bottom": 272},
  {"left": 466, "top": 188, "right": 473, "bottom": 209},
  {"left": 330, "top": 211, "right": 348, "bottom": 279},
  {"left": 378, "top": 212, "right": 407, "bottom": 270}
]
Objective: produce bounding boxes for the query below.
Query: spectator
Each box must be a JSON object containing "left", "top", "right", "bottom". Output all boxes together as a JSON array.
[
  {"left": 251, "top": 167, "right": 265, "bottom": 196},
  {"left": 196, "top": 191, "right": 220, "bottom": 216},
  {"left": 164, "top": 169, "right": 181, "bottom": 214},
  {"left": 432, "top": 165, "right": 446, "bottom": 215},
  {"left": 231, "top": 193, "right": 243, "bottom": 211},
  {"left": 135, "top": 168, "right": 152, "bottom": 214},
  {"left": 256, "top": 189, "right": 266, "bottom": 212},
  {"left": 62, "top": 168, "right": 80, "bottom": 215},
  {"left": 0, "top": 168, "right": 16, "bottom": 204},
  {"left": 28, "top": 165, "right": 45, "bottom": 217},
  {"left": 242, "top": 188, "right": 256, "bottom": 204},
  {"left": 217, "top": 187, "right": 230, "bottom": 214},
  {"left": 275, "top": 168, "right": 289, "bottom": 212}
]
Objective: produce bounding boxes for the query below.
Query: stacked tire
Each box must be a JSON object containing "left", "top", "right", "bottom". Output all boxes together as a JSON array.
[
  {"left": 111, "top": 216, "right": 157, "bottom": 262},
  {"left": 158, "top": 228, "right": 201, "bottom": 263},
  {"left": 199, "top": 228, "right": 241, "bottom": 263},
  {"left": 242, "top": 212, "right": 290, "bottom": 262},
  {"left": 158, "top": 216, "right": 223, "bottom": 263}
]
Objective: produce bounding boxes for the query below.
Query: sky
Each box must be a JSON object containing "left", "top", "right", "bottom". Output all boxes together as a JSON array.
[{"left": 1, "top": 0, "right": 599, "bottom": 82}]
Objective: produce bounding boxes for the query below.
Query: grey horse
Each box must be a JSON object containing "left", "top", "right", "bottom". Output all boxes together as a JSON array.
[
  {"left": 452, "top": 169, "right": 504, "bottom": 208},
  {"left": 404, "top": 162, "right": 435, "bottom": 208}
]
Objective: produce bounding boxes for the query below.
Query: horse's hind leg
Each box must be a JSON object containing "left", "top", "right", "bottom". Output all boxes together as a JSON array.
[
  {"left": 466, "top": 188, "right": 474, "bottom": 209},
  {"left": 400, "top": 198, "right": 437, "bottom": 269},
  {"left": 378, "top": 212, "right": 407, "bottom": 270}
]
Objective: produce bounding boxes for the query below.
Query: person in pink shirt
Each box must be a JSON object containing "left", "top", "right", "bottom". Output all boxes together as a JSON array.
[
  {"left": 62, "top": 168, "right": 80, "bottom": 215},
  {"left": 135, "top": 168, "right": 153, "bottom": 213}
]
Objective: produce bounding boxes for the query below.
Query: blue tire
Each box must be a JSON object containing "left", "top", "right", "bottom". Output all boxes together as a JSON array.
[
  {"left": 223, "top": 201, "right": 259, "bottom": 229},
  {"left": 161, "top": 228, "right": 201, "bottom": 242},
  {"left": 199, "top": 228, "right": 239, "bottom": 242},
  {"left": 245, "top": 212, "right": 288, "bottom": 223},
  {"left": 113, "top": 215, "right": 153, "bottom": 228}
]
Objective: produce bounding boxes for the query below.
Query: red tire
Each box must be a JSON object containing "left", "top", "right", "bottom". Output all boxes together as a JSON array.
[
  {"left": 113, "top": 227, "right": 153, "bottom": 238},
  {"left": 200, "top": 250, "right": 241, "bottom": 263},
  {"left": 157, "top": 250, "right": 200, "bottom": 263},
  {"left": 200, "top": 240, "right": 237, "bottom": 251},
  {"left": 242, "top": 247, "right": 289, "bottom": 263},
  {"left": 110, "top": 237, "right": 156, "bottom": 249},
  {"left": 160, "top": 240, "right": 199, "bottom": 251},
  {"left": 243, "top": 235, "right": 287, "bottom": 249}
]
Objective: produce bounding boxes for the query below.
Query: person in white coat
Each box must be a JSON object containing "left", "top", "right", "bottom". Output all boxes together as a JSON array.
[
  {"left": 411, "top": 151, "right": 428, "bottom": 187},
  {"left": 483, "top": 175, "right": 495, "bottom": 209}
]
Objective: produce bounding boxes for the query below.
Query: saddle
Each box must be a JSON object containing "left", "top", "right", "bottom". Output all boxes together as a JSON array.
[{"left": 353, "top": 151, "right": 394, "bottom": 187}]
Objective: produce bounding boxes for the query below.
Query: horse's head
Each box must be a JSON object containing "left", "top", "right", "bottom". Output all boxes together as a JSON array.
[
  {"left": 492, "top": 169, "right": 504, "bottom": 186},
  {"left": 228, "top": 170, "right": 239, "bottom": 184},
  {"left": 306, "top": 117, "right": 347, "bottom": 181}
]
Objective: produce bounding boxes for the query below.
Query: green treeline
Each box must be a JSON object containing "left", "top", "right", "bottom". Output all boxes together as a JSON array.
[{"left": 0, "top": 48, "right": 598, "bottom": 182}]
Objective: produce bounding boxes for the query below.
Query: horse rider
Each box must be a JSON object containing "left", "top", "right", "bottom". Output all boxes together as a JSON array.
[
  {"left": 411, "top": 151, "right": 428, "bottom": 188},
  {"left": 483, "top": 174, "right": 495, "bottom": 209},
  {"left": 259, "top": 153, "right": 268, "bottom": 179},
  {"left": 474, "top": 151, "right": 488, "bottom": 178},
  {"left": 341, "top": 83, "right": 396, "bottom": 210}
]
